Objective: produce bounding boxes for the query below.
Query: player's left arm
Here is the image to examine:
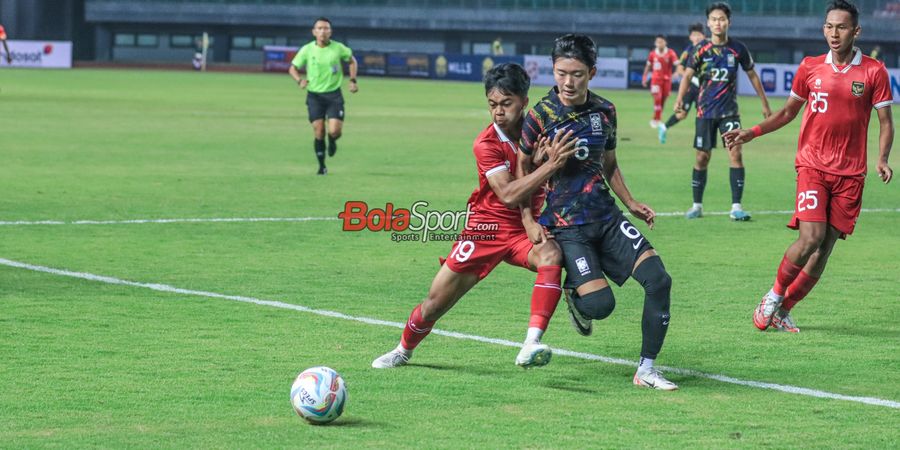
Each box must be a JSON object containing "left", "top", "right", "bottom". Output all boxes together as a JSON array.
[
  {"left": 602, "top": 151, "right": 655, "bottom": 229},
  {"left": 875, "top": 106, "right": 893, "bottom": 184},
  {"left": 740, "top": 44, "right": 772, "bottom": 118},
  {"left": 343, "top": 44, "right": 358, "bottom": 93},
  {"left": 744, "top": 70, "right": 772, "bottom": 118}
]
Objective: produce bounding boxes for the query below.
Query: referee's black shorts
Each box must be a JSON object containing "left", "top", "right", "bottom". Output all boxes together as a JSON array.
[{"left": 306, "top": 89, "right": 345, "bottom": 122}]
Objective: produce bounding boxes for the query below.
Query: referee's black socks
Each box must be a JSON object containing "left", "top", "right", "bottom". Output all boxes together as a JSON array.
[
  {"left": 314, "top": 138, "right": 326, "bottom": 169},
  {"left": 327, "top": 135, "right": 338, "bottom": 157}
]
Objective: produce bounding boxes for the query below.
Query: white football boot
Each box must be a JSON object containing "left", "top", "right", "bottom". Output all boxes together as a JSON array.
[
  {"left": 515, "top": 342, "right": 552, "bottom": 368},
  {"left": 371, "top": 346, "right": 411, "bottom": 369}
]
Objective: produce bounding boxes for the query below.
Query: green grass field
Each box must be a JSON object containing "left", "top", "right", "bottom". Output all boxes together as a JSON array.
[{"left": 1, "top": 68, "right": 898, "bottom": 448}]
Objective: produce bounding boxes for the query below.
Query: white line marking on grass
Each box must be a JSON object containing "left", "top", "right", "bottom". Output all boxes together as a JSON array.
[
  {"left": 1, "top": 208, "right": 898, "bottom": 226},
  {"left": 1, "top": 257, "right": 898, "bottom": 410}
]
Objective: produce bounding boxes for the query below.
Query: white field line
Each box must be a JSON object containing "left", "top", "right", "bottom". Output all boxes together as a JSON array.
[
  {"left": 1, "top": 208, "right": 898, "bottom": 226},
  {"left": 0, "top": 257, "right": 897, "bottom": 410}
]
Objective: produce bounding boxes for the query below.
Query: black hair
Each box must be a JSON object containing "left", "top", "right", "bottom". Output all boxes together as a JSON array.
[
  {"left": 688, "top": 22, "right": 705, "bottom": 34},
  {"left": 551, "top": 34, "right": 597, "bottom": 70},
  {"left": 826, "top": 0, "right": 859, "bottom": 26},
  {"left": 484, "top": 63, "right": 531, "bottom": 98},
  {"left": 656, "top": 34, "right": 667, "bottom": 40},
  {"left": 313, "top": 17, "right": 332, "bottom": 27},
  {"left": 706, "top": 2, "right": 732, "bottom": 19}
]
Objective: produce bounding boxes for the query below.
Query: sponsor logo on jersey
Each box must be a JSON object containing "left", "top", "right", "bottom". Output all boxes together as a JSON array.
[
  {"left": 851, "top": 81, "right": 865, "bottom": 97},
  {"left": 576, "top": 257, "right": 591, "bottom": 276}
]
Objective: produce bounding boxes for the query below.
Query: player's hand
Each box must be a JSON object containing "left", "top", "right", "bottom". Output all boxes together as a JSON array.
[
  {"left": 299, "top": 79, "right": 308, "bottom": 90},
  {"left": 349, "top": 80, "right": 358, "bottom": 93},
  {"left": 545, "top": 129, "right": 577, "bottom": 169},
  {"left": 524, "top": 222, "right": 548, "bottom": 244},
  {"left": 877, "top": 160, "right": 893, "bottom": 184},
  {"left": 762, "top": 104, "right": 773, "bottom": 118},
  {"left": 723, "top": 128, "right": 754, "bottom": 147},
  {"left": 673, "top": 99, "right": 684, "bottom": 113},
  {"left": 627, "top": 201, "right": 656, "bottom": 230},
  {"left": 642, "top": 78, "right": 648, "bottom": 88}
]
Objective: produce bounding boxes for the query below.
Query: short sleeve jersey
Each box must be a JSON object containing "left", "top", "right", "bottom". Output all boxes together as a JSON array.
[
  {"left": 789, "top": 49, "right": 893, "bottom": 177},
  {"left": 680, "top": 43, "right": 701, "bottom": 87},
  {"left": 519, "top": 87, "right": 620, "bottom": 227},
  {"left": 687, "top": 38, "right": 754, "bottom": 118},
  {"left": 291, "top": 40, "right": 353, "bottom": 93},
  {"left": 648, "top": 48, "right": 679, "bottom": 82},
  {"left": 466, "top": 123, "right": 542, "bottom": 227}
]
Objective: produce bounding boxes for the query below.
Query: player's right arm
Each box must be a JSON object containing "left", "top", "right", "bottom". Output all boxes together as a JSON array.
[
  {"left": 641, "top": 55, "right": 652, "bottom": 87},
  {"left": 289, "top": 46, "right": 308, "bottom": 89},
  {"left": 724, "top": 58, "right": 808, "bottom": 146},
  {"left": 488, "top": 130, "right": 576, "bottom": 208},
  {"left": 673, "top": 67, "right": 694, "bottom": 112},
  {"left": 723, "top": 97, "right": 804, "bottom": 146}
]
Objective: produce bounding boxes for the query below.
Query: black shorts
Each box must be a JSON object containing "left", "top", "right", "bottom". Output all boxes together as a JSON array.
[
  {"left": 551, "top": 213, "right": 654, "bottom": 288},
  {"left": 306, "top": 90, "right": 345, "bottom": 122},
  {"left": 694, "top": 115, "right": 741, "bottom": 151},
  {"left": 682, "top": 84, "right": 699, "bottom": 112}
]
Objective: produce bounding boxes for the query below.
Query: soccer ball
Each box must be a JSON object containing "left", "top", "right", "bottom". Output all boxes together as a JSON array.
[{"left": 290, "top": 366, "right": 347, "bottom": 424}]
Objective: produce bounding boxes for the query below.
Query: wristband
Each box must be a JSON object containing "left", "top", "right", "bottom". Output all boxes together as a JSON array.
[
  {"left": 349, "top": 78, "right": 357, "bottom": 83},
  {"left": 751, "top": 125, "right": 763, "bottom": 138}
]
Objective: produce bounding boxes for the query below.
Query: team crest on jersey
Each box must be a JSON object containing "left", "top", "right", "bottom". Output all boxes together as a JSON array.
[
  {"left": 851, "top": 81, "right": 865, "bottom": 97},
  {"left": 590, "top": 113, "right": 603, "bottom": 132},
  {"left": 727, "top": 53, "right": 735, "bottom": 67},
  {"left": 814, "top": 79, "right": 822, "bottom": 89}
]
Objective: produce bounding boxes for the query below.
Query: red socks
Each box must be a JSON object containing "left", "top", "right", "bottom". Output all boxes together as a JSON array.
[
  {"left": 528, "top": 265, "right": 562, "bottom": 330},
  {"left": 773, "top": 256, "right": 803, "bottom": 297},
  {"left": 782, "top": 271, "right": 820, "bottom": 311},
  {"left": 400, "top": 304, "right": 436, "bottom": 351}
]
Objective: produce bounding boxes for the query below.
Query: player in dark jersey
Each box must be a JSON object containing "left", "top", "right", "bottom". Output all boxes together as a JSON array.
[
  {"left": 658, "top": 23, "right": 706, "bottom": 144},
  {"left": 674, "top": 2, "right": 771, "bottom": 221},
  {"left": 520, "top": 34, "right": 678, "bottom": 390}
]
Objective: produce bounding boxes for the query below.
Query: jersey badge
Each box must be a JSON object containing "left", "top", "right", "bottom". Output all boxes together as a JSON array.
[
  {"left": 590, "top": 113, "right": 603, "bottom": 133},
  {"left": 727, "top": 53, "right": 735, "bottom": 67},
  {"left": 851, "top": 81, "right": 864, "bottom": 97},
  {"left": 814, "top": 78, "right": 822, "bottom": 89}
]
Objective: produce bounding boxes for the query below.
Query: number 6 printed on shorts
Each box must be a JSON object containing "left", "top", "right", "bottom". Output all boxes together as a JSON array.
[
  {"left": 451, "top": 240, "right": 476, "bottom": 262},
  {"left": 620, "top": 221, "right": 646, "bottom": 250},
  {"left": 797, "top": 190, "right": 819, "bottom": 212}
]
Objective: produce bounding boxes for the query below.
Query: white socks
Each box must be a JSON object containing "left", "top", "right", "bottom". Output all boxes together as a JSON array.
[
  {"left": 692, "top": 203, "right": 703, "bottom": 209},
  {"left": 638, "top": 357, "right": 655, "bottom": 373},
  {"left": 525, "top": 327, "right": 544, "bottom": 344},
  {"left": 731, "top": 203, "right": 743, "bottom": 212},
  {"left": 767, "top": 288, "right": 784, "bottom": 302}
]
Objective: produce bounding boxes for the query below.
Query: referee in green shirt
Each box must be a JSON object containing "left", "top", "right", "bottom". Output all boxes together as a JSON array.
[{"left": 289, "top": 17, "right": 358, "bottom": 175}]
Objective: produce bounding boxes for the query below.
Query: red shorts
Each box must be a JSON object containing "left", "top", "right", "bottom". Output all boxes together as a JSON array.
[
  {"left": 788, "top": 167, "right": 864, "bottom": 238},
  {"left": 650, "top": 81, "right": 672, "bottom": 99},
  {"left": 443, "top": 227, "right": 533, "bottom": 280}
]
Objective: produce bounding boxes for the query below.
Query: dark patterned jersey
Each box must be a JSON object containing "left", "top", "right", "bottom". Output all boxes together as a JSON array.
[
  {"left": 687, "top": 38, "right": 754, "bottom": 119},
  {"left": 519, "top": 87, "right": 620, "bottom": 227},
  {"left": 679, "top": 42, "right": 701, "bottom": 87}
]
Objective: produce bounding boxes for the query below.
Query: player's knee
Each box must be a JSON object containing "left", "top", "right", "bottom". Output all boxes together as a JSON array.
[
  {"left": 633, "top": 256, "right": 672, "bottom": 297},
  {"left": 577, "top": 287, "right": 616, "bottom": 320},
  {"left": 695, "top": 152, "right": 710, "bottom": 167},
  {"left": 798, "top": 231, "right": 825, "bottom": 252},
  {"left": 329, "top": 130, "right": 342, "bottom": 140},
  {"left": 535, "top": 243, "right": 563, "bottom": 266}
]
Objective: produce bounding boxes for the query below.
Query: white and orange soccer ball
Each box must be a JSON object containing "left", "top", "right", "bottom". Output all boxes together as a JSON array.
[{"left": 290, "top": 366, "right": 347, "bottom": 424}]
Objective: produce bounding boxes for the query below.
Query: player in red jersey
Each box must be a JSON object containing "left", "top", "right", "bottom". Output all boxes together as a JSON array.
[
  {"left": 642, "top": 35, "right": 680, "bottom": 129},
  {"left": 724, "top": 0, "right": 893, "bottom": 333},
  {"left": 372, "top": 63, "right": 578, "bottom": 369},
  {"left": 0, "top": 24, "right": 11, "bottom": 64}
]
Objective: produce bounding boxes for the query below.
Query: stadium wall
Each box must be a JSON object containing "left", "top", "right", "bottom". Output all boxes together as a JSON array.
[{"left": 81, "top": 0, "right": 900, "bottom": 67}]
